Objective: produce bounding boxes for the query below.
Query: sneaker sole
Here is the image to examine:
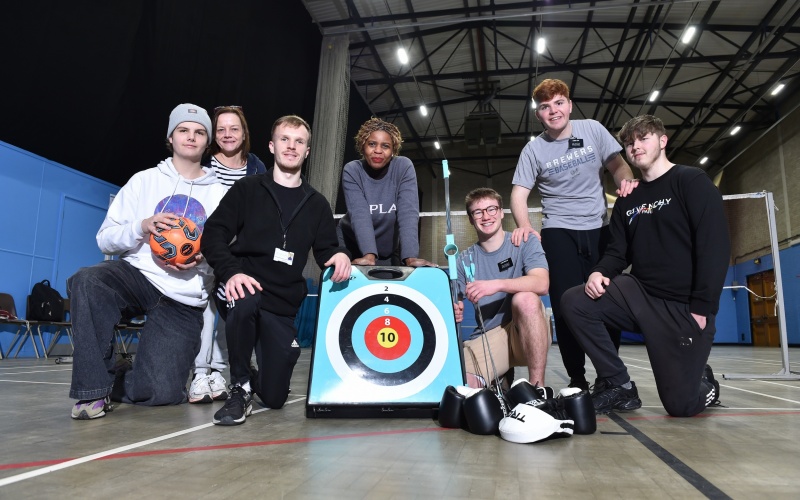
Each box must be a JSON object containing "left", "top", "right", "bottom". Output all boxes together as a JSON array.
[
  {"left": 614, "top": 398, "right": 642, "bottom": 411},
  {"left": 212, "top": 403, "right": 253, "bottom": 426},
  {"left": 71, "top": 409, "right": 107, "bottom": 420},
  {"left": 189, "top": 394, "right": 213, "bottom": 404},
  {"left": 595, "top": 398, "right": 642, "bottom": 415},
  {"left": 211, "top": 391, "right": 229, "bottom": 401}
]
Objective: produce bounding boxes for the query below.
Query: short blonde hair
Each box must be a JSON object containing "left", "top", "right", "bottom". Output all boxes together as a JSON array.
[{"left": 271, "top": 115, "right": 312, "bottom": 143}]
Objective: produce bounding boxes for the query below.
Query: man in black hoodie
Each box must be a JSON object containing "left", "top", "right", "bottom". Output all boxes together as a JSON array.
[
  {"left": 561, "top": 115, "right": 730, "bottom": 418},
  {"left": 202, "top": 115, "right": 351, "bottom": 425}
]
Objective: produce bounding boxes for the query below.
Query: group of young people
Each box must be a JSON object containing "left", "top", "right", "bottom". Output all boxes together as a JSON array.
[
  {"left": 66, "top": 104, "right": 427, "bottom": 425},
  {"left": 453, "top": 79, "right": 728, "bottom": 418},
  {"left": 67, "top": 76, "right": 729, "bottom": 425}
]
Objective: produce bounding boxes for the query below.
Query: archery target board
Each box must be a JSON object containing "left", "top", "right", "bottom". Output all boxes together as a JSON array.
[{"left": 307, "top": 266, "right": 465, "bottom": 416}]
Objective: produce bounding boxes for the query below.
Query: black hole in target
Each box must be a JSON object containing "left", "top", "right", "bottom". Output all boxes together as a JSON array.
[
  {"left": 339, "top": 293, "right": 435, "bottom": 386},
  {"left": 368, "top": 268, "right": 403, "bottom": 279}
]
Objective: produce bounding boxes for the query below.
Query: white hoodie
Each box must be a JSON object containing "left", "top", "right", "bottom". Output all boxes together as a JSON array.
[{"left": 96, "top": 159, "right": 227, "bottom": 307}]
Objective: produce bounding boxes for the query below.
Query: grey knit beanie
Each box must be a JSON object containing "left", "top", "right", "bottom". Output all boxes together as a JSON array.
[{"left": 167, "top": 103, "right": 212, "bottom": 139}]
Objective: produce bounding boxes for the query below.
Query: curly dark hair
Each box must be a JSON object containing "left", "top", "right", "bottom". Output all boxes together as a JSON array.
[{"left": 354, "top": 117, "right": 403, "bottom": 157}]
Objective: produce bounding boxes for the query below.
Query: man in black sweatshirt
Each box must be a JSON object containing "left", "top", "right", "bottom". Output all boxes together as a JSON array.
[
  {"left": 561, "top": 115, "right": 730, "bottom": 417},
  {"left": 201, "top": 115, "right": 351, "bottom": 425}
]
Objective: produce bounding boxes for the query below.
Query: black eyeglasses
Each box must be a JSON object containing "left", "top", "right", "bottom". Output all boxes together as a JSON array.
[
  {"left": 214, "top": 105, "right": 243, "bottom": 113},
  {"left": 470, "top": 205, "right": 500, "bottom": 219}
]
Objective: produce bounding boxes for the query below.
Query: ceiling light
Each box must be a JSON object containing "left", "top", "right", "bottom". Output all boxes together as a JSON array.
[
  {"left": 530, "top": 135, "right": 535, "bottom": 142},
  {"left": 730, "top": 125, "right": 741, "bottom": 136},
  {"left": 699, "top": 157, "right": 708, "bottom": 165},
  {"left": 649, "top": 90, "right": 660, "bottom": 102},
  {"left": 434, "top": 141, "right": 440, "bottom": 150},
  {"left": 536, "top": 37, "right": 546, "bottom": 54},
  {"left": 771, "top": 83, "right": 785, "bottom": 96},
  {"left": 681, "top": 26, "right": 697, "bottom": 44},
  {"left": 419, "top": 105, "right": 428, "bottom": 117},
  {"left": 397, "top": 47, "right": 409, "bottom": 65}
]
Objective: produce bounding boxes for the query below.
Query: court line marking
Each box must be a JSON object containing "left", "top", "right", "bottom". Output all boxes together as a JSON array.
[
  {"left": 0, "top": 397, "right": 304, "bottom": 487},
  {"left": 0, "top": 380, "right": 70, "bottom": 386},
  {"left": 609, "top": 360, "right": 800, "bottom": 405},
  {"left": 0, "top": 402, "right": 453, "bottom": 487},
  {"left": 756, "top": 380, "right": 800, "bottom": 390},
  {"left": 2, "top": 351, "right": 797, "bottom": 488},
  {"left": 2, "top": 406, "right": 797, "bottom": 478},
  {"left": 608, "top": 413, "right": 732, "bottom": 500},
  {"left": 715, "top": 384, "right": 800, "bottom": 405},
  {"left": 0, "top": 369, "right": 73, "bottom": 375}
]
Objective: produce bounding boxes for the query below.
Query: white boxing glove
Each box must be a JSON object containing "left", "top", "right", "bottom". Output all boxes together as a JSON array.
[{"left": 499, "top": 403, "right": 574, "bottom": 444}]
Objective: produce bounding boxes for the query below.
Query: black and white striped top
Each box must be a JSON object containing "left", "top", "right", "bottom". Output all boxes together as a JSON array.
[{"left": 210, "top": 156, "right": 247, "bottom": 189}]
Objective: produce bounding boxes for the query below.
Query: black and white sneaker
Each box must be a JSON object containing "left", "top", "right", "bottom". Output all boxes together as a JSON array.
[
  {"left": 592, "top": 380, "right": 642, "bottom": 414},
  {"left": 212, "top": 385, "right": 253, "bottom": 426},
  {"left": 702, "top": 364, "right": 721, "bottom": 407}
]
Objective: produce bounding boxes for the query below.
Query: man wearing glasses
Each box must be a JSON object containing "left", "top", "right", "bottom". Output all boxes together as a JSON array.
[{"left": 453, "top": 188, "right": 551, "bottom": 388}]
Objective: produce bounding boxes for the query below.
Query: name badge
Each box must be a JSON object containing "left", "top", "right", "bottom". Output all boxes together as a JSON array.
[
  {"left": 568, "top": 138, "right": 583, "bottom": 149},
  {"left": 274, "top": 248, "right": 294, "bottom": 265},
  {"left": 498, "top": 258, "right": 513, "bottom": 272}
]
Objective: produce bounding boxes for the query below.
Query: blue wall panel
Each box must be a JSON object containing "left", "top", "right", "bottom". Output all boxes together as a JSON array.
[
  {"left": 54, "top": 197, "right": 107, "bottom": 292},
  {"left": 722, "top": 245, "right": 799, "bottom": 345},
  {"left": 781, "top": 245, "right": 800, "bottom": 345},
  {"left": 0, "top": 141, "right": 118, "bottom": 357}
]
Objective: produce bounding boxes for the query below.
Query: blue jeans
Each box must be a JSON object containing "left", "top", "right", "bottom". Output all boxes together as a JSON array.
[{"left": 67, "top": 260, "right": 203, "bottom": 405}]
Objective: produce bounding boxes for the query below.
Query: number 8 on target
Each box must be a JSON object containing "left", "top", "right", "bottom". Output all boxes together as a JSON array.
[{"left": 365, "top": 311, "right": 411, "bottom": 360}]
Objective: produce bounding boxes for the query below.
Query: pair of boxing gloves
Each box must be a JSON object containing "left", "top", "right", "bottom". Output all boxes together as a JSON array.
[{"left": 438, "top": 378, "right": 596, "bottom": 442}]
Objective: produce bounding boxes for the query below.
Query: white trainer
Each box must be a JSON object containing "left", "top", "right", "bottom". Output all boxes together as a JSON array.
[
  {"left": 208, "top": 371, "right": 229, "bottom": 401},
  {"left": 189, "top": 375, "right": 213, "bottom": 404}
]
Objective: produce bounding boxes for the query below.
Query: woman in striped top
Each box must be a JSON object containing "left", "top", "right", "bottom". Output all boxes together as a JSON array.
[
  {"left": 206, "top": 106, "right": 267, "bottom": 188},
  {"left": 188, "top": 106, "right": 266, "bottom": 404}
]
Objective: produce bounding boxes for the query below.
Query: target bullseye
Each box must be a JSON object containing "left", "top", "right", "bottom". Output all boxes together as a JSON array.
[
  {"left": 364, "top": 316, "right": 411, "bottom": 360},
  {"left": 308, "top": 266, "right": 465, "bottom": 410}
]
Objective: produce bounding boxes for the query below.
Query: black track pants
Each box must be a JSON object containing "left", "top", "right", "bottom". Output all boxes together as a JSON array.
[
  {"left": 561, "top": 274, "right": 715, "bottom": 417},
  {"left": 541, "top": 226, "right": 620, "bottom": 382}
]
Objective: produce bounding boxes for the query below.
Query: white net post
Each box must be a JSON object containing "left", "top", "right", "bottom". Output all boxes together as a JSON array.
[{"left": 723, "top": 191, "right": 799, "bottom": 380}]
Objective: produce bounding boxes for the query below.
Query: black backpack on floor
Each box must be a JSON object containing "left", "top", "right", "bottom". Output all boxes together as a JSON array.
[{"left": 29, "top": 279, "right": 65, "bottom": 321}]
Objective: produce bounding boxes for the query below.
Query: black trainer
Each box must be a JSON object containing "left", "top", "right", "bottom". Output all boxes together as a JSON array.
[
  {"left": 568, "top": 378, "right": 590, "bottom": 392},
  {"left": 592, "top": 380, "right": 642, "bottom": 414},
  {"left": 212, "top": 385, "right": 253, "bottom": 426},
  {"left": 590, "top": 377, "right": 609, "bottom": 396},
  {"left": 702, "top": 364, "right": 721, "bottom": 407}
]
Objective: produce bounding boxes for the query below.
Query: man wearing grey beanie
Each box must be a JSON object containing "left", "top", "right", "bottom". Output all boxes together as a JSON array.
[
  {"left": 166, "top": 103, "right": 213, "bottom": 141},
  {"left": 67, "top": 103, "right": 226, "bottom": 420}
]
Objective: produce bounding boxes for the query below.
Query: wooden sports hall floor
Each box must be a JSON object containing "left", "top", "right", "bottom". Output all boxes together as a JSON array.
[{"left": 1, "top": 345, "right": 799, "bottom": 499}]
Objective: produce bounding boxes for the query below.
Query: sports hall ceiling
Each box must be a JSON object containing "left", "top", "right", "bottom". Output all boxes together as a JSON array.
[{"left": 301, "top": 0, "right": 800, "bottom": 179}]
